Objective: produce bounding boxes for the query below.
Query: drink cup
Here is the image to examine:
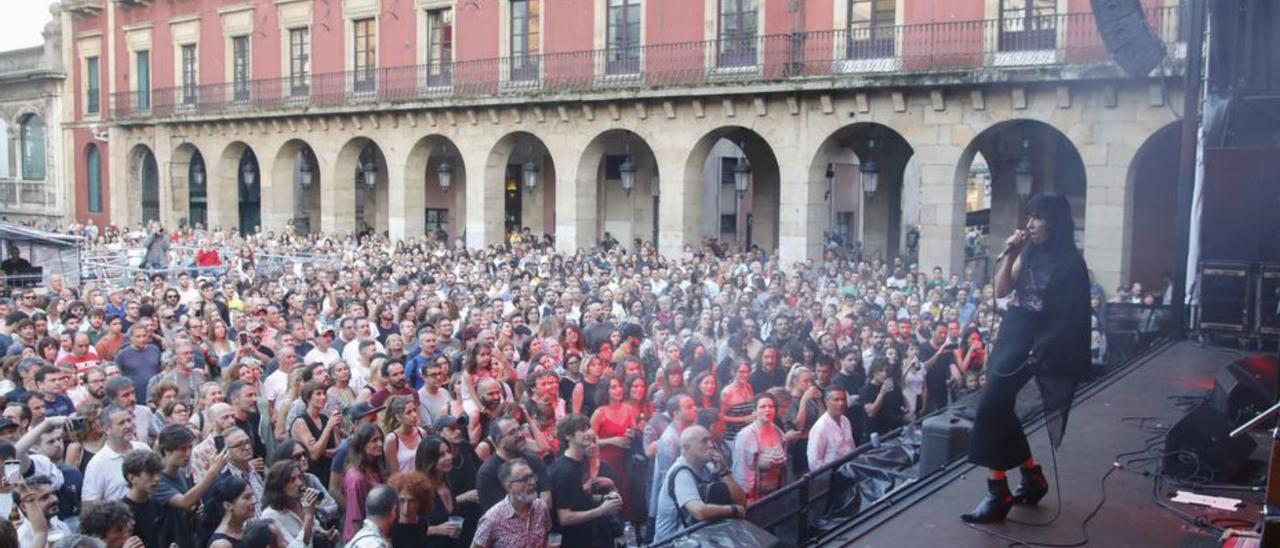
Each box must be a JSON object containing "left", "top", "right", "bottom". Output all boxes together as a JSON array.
[
  {"left": 548, "top": 532, "right": 563, "bottom": 547},
  {"left": 447, "top": 516, "right": 464, "bottom": 537}
]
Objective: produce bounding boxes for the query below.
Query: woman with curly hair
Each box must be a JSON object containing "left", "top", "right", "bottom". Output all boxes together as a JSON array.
[{"left": 382, "top": 395, "right": 424, "bottom": 473}]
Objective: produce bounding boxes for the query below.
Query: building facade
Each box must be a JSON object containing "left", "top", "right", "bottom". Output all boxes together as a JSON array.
[
  {"left": 62, "top": 0, "right": 1188, "bottom": 292},
  {"left": 0, "top": 3, "right": 69, "bottom": 225}
]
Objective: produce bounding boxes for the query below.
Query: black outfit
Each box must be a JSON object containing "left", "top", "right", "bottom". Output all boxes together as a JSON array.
[
  {"left": 418, "top": 483, "right": 464, "bottom": 547},
  {"left": 859, "top": 382, "right": 906, "bottom": 437},
  {"left": 919, "top": 342, "right": 955, "bottom": 414},
  {"left": 968, "top": 246, "right": 1091, "bottom": 471},
  {"left": 123, "top": 494, "right": 163, "bottom": 548},
  {"left": 235, "top": 412, "right": 268, "bottom": 460},
  {"left": 749, "top": 367, "right": 786, "bottom": 394},
  {"left": 295, "top": 413, "right": 335, "bottom": 487},
  {"left": 206, "top": 532, "right": 242, "bottom": 548},
  {"left": 549, "top": 454, "right": 609, "bottom": 547},
  {"left": 579, "top": 379, "right": 600, "bottom": 419}
]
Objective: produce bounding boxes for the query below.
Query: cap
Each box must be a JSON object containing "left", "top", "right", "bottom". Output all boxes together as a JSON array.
[
  {"left": 623, "top": 323, "right": 645, "bottom": 340},
  {"left": 0, "top": 418, "right": 17, "bottom": 431},
  {"left": 351, "top": 402, "right": 385, "bottom": 420},
  {"left": 319, "top": 327, "right": 336, "bottom": 338},
  {"left": 433, "top": 414, "right": 463, "bottom": 431}
]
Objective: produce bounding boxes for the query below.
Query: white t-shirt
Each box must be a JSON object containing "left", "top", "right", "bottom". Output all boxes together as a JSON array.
[
  {"left": 81, "top": 441, "right": 152, "bottom": 503},
  {"left": 303, "top": 346, "right": 341, "bottom": 368},
  {"left": 263, "top": 370, "right": 290, "bottom": 404},
  {"left": 18, "top": 515, "right": 71, "bottom": 547}
]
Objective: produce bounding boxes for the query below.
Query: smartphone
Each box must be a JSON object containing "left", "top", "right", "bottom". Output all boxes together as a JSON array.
[
  {"left": 238, "top": 333, "right": 249, "bottom": 345},
  {"left": 69, "top": 417, "right": 87, "bottom": 431},
  {"left": 3, "top": 459, "right": 18, "bottom": 484},
  {"left": 214, "top": 435, "right": 225, "bottom": 452}
]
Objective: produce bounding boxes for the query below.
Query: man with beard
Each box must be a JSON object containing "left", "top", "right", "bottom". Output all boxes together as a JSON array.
[
  {"left": 473, "top": 459, "right": 552, "bottom": 548},
  {"left": 188, "top": 402, "right": 235, "bottom": 478},
  {"left": 749, "top": 346, "right": 786, "bottom": 394},
  {"left": 32, "top": 420, "right": 81, "bottom": 529},
  {"left": 369, "top": 360, "right": 415, "bottom": 408},
  {"left": 417, "top": 356, "right": 454, "bottom": 427},
  {"left": 15, "top": 473, "right": 72, "bottom": 547},
  {"left": 475, "top": 415, "right": 552, "bottom": 513},
  {"left": 464, "top": 378, "right": 505, "bottom": 448},
  {"left": 82, "top": 405, "right": 151, "bottom": 512}
]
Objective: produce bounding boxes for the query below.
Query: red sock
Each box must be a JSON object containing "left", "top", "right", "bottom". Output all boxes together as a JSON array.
[
  {"left": 1024, "top": 458, "right": 1037, "bottom": 469},
  {"left": 990, "top": 470, "right": 1007, "bottom": 480}
]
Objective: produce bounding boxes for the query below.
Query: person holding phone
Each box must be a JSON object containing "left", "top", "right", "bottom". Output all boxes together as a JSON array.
[
  {"left": 859, "top": 358, "right": 906, "bottom": 439},
  {"left": 261, "top": 460, "right": 327, "bottom": 547}
]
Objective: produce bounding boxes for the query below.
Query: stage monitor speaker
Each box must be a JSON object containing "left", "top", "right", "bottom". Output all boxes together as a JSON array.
[
  {"left": 919, "top": 411, "right": 973, "bottom": 476},
  {"left": 1259, "top": 264, "right": 1280, "bottom": 338},
  {"left": 1211, "top": 358, "right": 1278, "bottom": 425},
  {"left": 675, "top": 517, "right": 782, "bottom": 548},
  {"left": 1164, "top": 403, "right": 1257, "bottom": 482},
  {"left": 1090, "top": 0, "right": 1167, "bottom": 78},
  {"left": 1199, "top": 262, "right": 1253, "bottom": 333}
]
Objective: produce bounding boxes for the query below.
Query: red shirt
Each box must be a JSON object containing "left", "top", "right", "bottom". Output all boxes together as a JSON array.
[{"left": 196, "top": 248, "right": 222, "bottom": 267}]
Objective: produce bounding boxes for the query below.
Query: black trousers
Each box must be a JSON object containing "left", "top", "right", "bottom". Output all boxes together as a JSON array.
[{"left": 969, "top": 307, "right": 1039, "bottom": 471}]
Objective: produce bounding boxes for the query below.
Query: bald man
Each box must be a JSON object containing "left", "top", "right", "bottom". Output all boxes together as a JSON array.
[{"left": 653, "top": 425, "right": 746, "bottom": 543}]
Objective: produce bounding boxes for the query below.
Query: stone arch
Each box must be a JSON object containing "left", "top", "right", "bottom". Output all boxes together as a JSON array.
[
  {"left": 682, "top": 126, "right": 781, "bottom": 252},
  {"left": 809, "top": 122, "right": 915, "bottom": 260},
  {"left": 955, "top": 119, "right": 1088, "bottom": 278},
  {"left": 214, "top": 141, "right": 263, "bottom": 234},
  {"left": 170, "top": 143, "right": 208, "bottom": 229},
  {"left": 271, "top": 139, "right": 323, "bottom": 236},
  {"left": 575, "top": 129, "right": 660, "bottom": 247},
  {"left": 483, "top": 131, "right": 556, "bottom": 238},
  {"left": 335, "top": 137, "right": 390, "bottom": 236},
  {"left": 126, "top": 144, "right": 159, "bottom": 227},
  {"left": 406, "top": 135, "right": 467, "bottom": 241},
  {"left": 1125, "top": 121, "right": 1181, "bottom": 291}
]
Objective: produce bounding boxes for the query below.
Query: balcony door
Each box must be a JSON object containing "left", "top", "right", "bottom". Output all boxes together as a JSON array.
[
  {"left": 998, "top": 0, "right": 1057, "bottom": 52},
  {"left": 717, "top": 0, "right": 758, "bottom": 68},
  {"left": 510, "top": 0, "right": 541, "bottom": 82},
  {"left": 847, "top": 0, "right": 895, "bottom": 59}
]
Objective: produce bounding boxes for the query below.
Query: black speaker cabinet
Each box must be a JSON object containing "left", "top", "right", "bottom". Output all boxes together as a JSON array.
[
  {"left": 1211, "top": 359, "right": 1278, "bottom": 425},
  {"left": 1199, "top": 261, "right": 1253, "bottom": 333},
  {"left": 1090, "top": 0, "right": 1168, "bottom": 77},
  {"left": 1164, "top": 403, "right": 1257, "bottom": 482},
  {"left": 1258, "top": 264, "right": 1280, "bottom": 338},
  {"left": 919, "top": 411, "right": 973, "bottom": 476}
]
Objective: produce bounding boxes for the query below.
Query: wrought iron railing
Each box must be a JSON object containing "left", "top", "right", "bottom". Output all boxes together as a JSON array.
[
  {"left": 0, "top": 179, "right": 57, "bottom": 213},
  {"left": 110, "top": 7, "right": 1181, "bottom": 121}
]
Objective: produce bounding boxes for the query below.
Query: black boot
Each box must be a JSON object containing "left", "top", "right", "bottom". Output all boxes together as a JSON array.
[
  {"left": 961, "top": 478, "right": 1014, "bottom": 523},
  {"left": 1011, "top": 464, "right": 1049, "bottom": 505}
]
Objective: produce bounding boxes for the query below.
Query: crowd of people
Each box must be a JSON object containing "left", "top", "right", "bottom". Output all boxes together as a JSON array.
[{"left": 0, "top": 221, "right": 1044, "bottom": 548}]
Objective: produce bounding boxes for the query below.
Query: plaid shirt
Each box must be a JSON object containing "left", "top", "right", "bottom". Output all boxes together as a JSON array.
[{"left": 473, "top": 497, "right": 551, "bottom": 548}]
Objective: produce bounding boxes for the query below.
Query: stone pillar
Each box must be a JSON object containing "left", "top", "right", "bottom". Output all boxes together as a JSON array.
[
  {"left": 1082, "top": 146, "right": 1134, "bottom": 294},
  {"left": 916, "top": 147, "right": 966, "bottom": 274},
  {"left": 463, "top": 142, "right": 503, "bottom": 249},
  {"left": 320, "top": 141, "right": 356, "bottom": 237},
  {"left": 556, "top": 140, "right": 595, "bottom": 255},
  {"left": 777, "top": 157, "right": 823, "bottom": 267},
  {"left": 655, "top": 145, "right": 698, "bottom": 259}
]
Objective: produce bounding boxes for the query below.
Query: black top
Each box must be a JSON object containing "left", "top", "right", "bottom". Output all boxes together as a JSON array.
[
  {"left": 579, "top": 379, "right": 600, "bottom": 419},
  {"left": 1018, "top": 246, "right": 1093, "bottom": 447},
  {"left": 235, "top": 412, "right": 268, "bottom": 460},
  {"left": 548, "top": 454, "right": 603, "bottom": 547},
  {"left": 918, "top": 342, "right": 955, "bottom": 415},
  {"left": 123, "top": 494, "right": 163, "bottom": 548},
  {"left": 859, "top": 381, "right": 906, "bottom": 437},
  {"left": 476, "top": 450, "right": 549, "bottom": 514},
  {"left": 206, "top": 532, "right": 241, "bottom": 548},
  {"left": 749, "top": 367, "right": 786, "bottom": 394},
  {"left": 295, "top": 413, "right": 334, "bottom": 487},
  {"left": 153, "top": 470, "right": 198, "bottom": 548}
]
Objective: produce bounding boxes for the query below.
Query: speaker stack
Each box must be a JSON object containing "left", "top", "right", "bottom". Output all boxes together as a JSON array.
[
  {"left": 1199, "top": 261, "right": 1253, "bottom": 334},
  {"left": 1164, "top": 355, "right": 1278, "bottom": 482}
]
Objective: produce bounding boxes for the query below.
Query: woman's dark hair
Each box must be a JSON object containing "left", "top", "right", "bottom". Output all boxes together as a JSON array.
[
  {"left": 273, "top": 438, "right": 304, "bottom": 466},
  {"left": 1024, "top": 194, "right": 1078, "bottom": 255},
  {"left": 203, "top": 474, "right": 250, "bottom": 531},
  {"left": 414, "top": 435, "right": 452, "bottom": 481},
  {"left": 263, "top": 460, "right": 301, "bottom": 511},
  {"left": 347, "top": 423, "right": 387, "bottom": 477}
]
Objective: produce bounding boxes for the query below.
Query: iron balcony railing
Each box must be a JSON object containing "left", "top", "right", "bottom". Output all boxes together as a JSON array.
[{"left": 110, "top": 7, "right": 1183, "bottom": 121}]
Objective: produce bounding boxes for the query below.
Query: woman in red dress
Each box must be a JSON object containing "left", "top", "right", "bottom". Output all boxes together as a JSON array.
[{"left": 591, "top": 374, "right": 639, "bottom": 519}]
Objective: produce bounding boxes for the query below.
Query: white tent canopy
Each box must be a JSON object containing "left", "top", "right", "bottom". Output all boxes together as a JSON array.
[{"left": 0, "top": 223, "right": 82, "bottom": 287}]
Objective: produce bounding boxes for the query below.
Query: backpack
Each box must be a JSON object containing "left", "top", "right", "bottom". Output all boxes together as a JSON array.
[{"left": 665, "top": 464, "right": 732, "bottom": 528}]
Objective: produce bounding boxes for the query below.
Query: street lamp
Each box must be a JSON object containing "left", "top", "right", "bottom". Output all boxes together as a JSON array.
[
  {"left": 298, "top": 151, "right": 313, "bottom": 188},
  {"left": 191, "top": 164, "right": 205, "bottom": 188},
  {"left": 361, "top": 159, "right": 377, "bottom": 188},
  {"left": 824, "top": 162, "right": 835, "bottom": 202},
  {"left": 241, "top": 161, "right": 256, "bottom": 187},
  {"left": 619, "top": 147, "right": 637, "bottom": 197},
  {"left": 733, "top": 142, "right": 751, "bottom": 200},
  {"left": 1014, "top": 138, "right": 1033, "bottom": 199},
  {"left": 860, "top": 138, "right": 879, "bottom": 199},
  {"left": 522, "top": 159, "right": 539, "bottom": 194},
  {"left": 437, "top": 158, "right": 453, "bottom": 192}
]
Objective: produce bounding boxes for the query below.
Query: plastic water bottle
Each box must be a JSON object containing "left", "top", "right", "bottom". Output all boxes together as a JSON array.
[
  {"left": 624, "top": 522, "right": 638, "bottom": 548},
  {"left": 870, "top": 432, "right": 881, "bottom": 448}
]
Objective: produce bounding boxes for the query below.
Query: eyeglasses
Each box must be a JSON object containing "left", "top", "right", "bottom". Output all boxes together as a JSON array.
[
  {"left": 506, "top": 473, "right": 536, "bottom": 486},
  {"left": 228, "top": 440, "right": 252, "bottom": 450},
  {"left": 292, "top": 452, "right": 308, "bottom": 461}
]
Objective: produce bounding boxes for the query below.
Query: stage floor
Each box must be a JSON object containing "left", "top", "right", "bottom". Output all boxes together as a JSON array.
[{"left": 821, "top": 341, "right": 1269, "bottom": 548}]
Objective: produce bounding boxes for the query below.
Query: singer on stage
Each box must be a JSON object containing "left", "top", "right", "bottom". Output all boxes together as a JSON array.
[{"left": 962, "top": 194, "right": 1092, "bottom": 524}]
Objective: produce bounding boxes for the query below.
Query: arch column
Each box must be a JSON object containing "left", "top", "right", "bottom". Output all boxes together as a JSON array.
[
  {"left": 655, "top": 143, "right": 698, "bottom": 258},
  {"left": 558, "top": 133, "right": 598, "bottom": 254},
  {"left": 463, "top": 139, "right": 502, "bottom": 248},
  {"left": 1083, "top": 147, "right": 1137, "bottom": 293},
  {"left": 320, "top": 141, "right": 355, "bottom": 236},
  {"left": 920, "top": 145, "right": 968, "bottom": 274},
  {"left": 779, "top": 148, "right": 823, "bottom": 267},
  {"left": 387, "top": 148, "right": 417, "bottom": 240},
  {"left": 258, "top": 137, "right": 295, "bottom": 232}
]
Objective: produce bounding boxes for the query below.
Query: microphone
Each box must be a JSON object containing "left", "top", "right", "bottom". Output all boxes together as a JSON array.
[{"left": 996, "top": 231, "right": 1026, "bottom": 262}]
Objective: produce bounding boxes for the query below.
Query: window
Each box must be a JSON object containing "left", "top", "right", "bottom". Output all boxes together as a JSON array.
[
  {"left": 19, "top": 115, "right": 46, "bottom": 181},
  {"left": 85, "top": 56, "right": 100, "bottom": 114},
  {"left": 135, "top": 50, "right": 150, "bottom": 111},
  {"left": 999, "top": 0, "right": 1056, "bottom": 51},
  {"left": 426, "top": 8, "right": 453, "bottom": 86},
  {"left": 289, "top": 28, "right": 310, "bottom": 96},
  {"left": 425, "top": 208, "right": 449, "bottom": 234},
  {"left": 510, "top": 0, "right": 540, "bottom": 81},
  {"left": 606, "top": 0, "right": 641, "bottom": 74},
  {"left": 717, "top": 0, "right": 758, "bottom": 68},
  {"left": 87, "top": 145, "right": 102, "bottom": 213},
  {"left": 233, "top": 36, "right": 250, "bottom": 101},
  {"left": 847, "top": 0, "right": 895, "bottom": 59},
  {"left": 353, "top": 18, "right": 377, "bottom": 92},
  {"left": 181, "top": 44, "right": 198, "bottom": 105}
]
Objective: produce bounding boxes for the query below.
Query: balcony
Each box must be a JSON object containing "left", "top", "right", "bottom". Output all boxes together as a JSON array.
[
  {"left": 110, "top": 7, "right": 1182, "bottom": 123},
  {"left": 65, "top": 0, "right": 104, "bottom": 16},
  {"left": 0, "top": 180, "right": 58, "bottom": 216}
]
